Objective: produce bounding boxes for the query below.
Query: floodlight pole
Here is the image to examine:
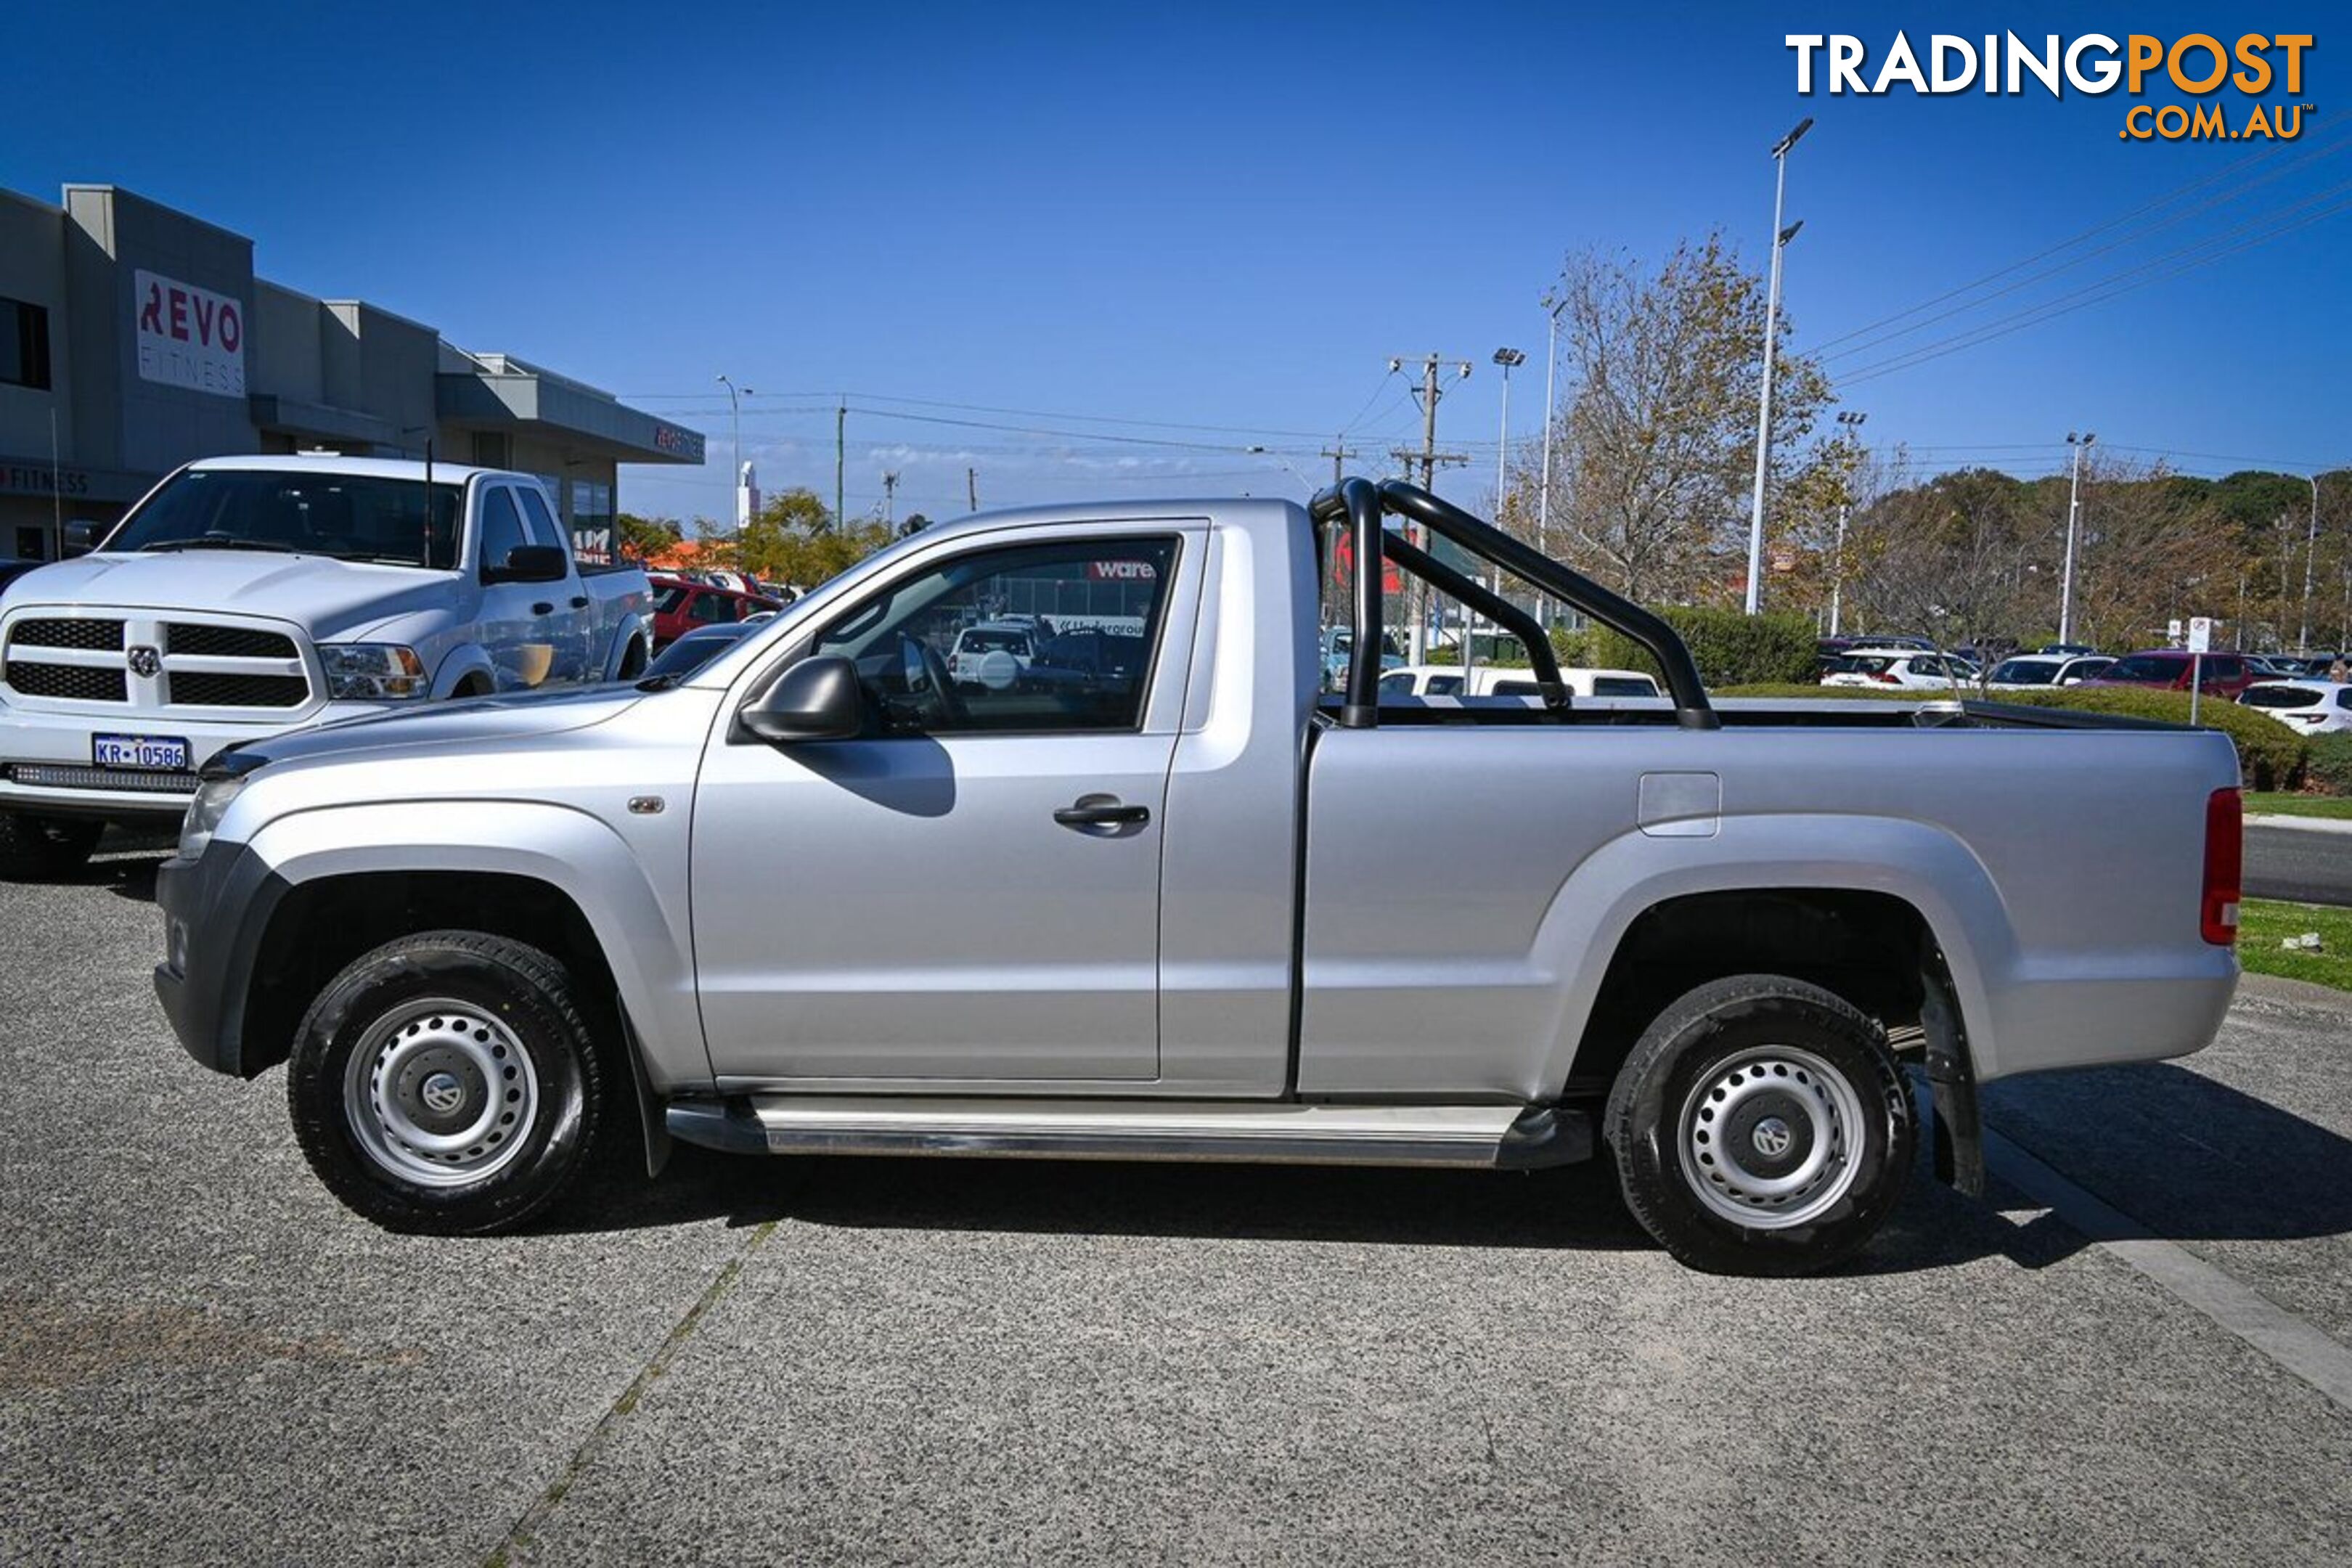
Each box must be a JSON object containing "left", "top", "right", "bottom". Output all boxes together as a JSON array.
[
  {"left": 2059, "top": 431, "right": 2095, "bottom": 645},
  {"left": 1744, "top": 116, "right": 1811, "bottom": 616}
]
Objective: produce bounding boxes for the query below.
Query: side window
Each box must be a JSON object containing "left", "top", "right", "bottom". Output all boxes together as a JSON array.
[
  {"left": 1426, "top": 674, "right": 1464, "bottom": 696},
  {"left": 478, "top": 487, "right": 528, "bottom": 573},
  {"left": 1912, "top": 657, "right": 1943, "bottom": 677},
  {"left": 813, "top": 536, "right": 1178, "bottom": 735},
  {"left": 515, "top": 484, "right": 565, "bottom": 550},
  {"left": 2337, "top": 690, "right": 2352, "bottom": 711},
  {"left": 690, "top": 592, "right": 738, "bottom": 624}
]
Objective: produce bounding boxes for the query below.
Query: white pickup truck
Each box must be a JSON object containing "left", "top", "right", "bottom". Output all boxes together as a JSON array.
[{"left": 0, "top": 454, "right": 652, "bottom": 877}]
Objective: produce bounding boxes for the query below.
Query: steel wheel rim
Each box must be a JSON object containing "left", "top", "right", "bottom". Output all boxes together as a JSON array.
[
  {"left": 1676, "top": 1044, "right": 1867, "bottom": 1230},
  {"left": 342, "top": 997, "right": 539, "bottom": 1188}
]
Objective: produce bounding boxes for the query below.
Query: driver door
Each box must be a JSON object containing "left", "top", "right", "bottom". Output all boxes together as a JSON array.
[{"left": 690, "top": 528, "right": 1196, "bottom": 1085}]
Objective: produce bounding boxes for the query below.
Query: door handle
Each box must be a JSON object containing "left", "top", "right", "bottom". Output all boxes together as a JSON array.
[
  {"left": 571, "top": 595, "right": 590, "bottom": 609},
  {"left": 532, "top": 601, "right": 555, "bottom": 616},
  {"left": 1053, "top": 794, "right": 1149, "bottom": 828}
]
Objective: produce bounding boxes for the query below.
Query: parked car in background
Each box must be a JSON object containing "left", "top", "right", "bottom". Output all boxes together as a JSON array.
[
  {"left": 1379, "top": 665, "right": 1469, "bottom": 697},
  {"left": 1320, "top": 624, "right": 1403, "bottom": 689},
  {"left": 949, "top": 621, "right": 1043, "bottom": 685},
  {"left": 1981, "top": 654, "right": 2114, "bottom": 691},
  {"left": 640, "top": 621, "right": 761, "bottom": 682},
  {"left": 0, "top": 454, "right": 652, "bottom": 878},
  {"left": 649, "top": 576, "right": 783, "bottom": 649},
  {"left": 2084, "top": 650, "right": 2261, "bottom": 700},
  {"left": 1821, "top": 650, "right": 1975, "bottom": 690},
  {"left": 2238, "top": 679, "right": 2352, "bottom": 734},
  {"left": 2245, "top": 654, "right": 2307, "bottom": 679}
]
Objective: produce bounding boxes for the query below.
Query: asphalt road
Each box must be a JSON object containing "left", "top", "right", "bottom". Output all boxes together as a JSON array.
[
  {"left": 4, "top": 845, "right": 2351, "bottom": 1564},
  {"left": 2246, "top": 820, "right": 2352, "bottom": 906}
]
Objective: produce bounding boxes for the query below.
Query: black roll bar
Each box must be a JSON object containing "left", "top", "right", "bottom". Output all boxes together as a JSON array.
[
  {"left": 1325, "top": 477, "right": 1385, "bottom": 728},
  {"left": 1379, "top": 531, "right": 1568, "bottom": 711},
  {"left": 1365, "top": 481, "right": 1718, "bottom": 730}
]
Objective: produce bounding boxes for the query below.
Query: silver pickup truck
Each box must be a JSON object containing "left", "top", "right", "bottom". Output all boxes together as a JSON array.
[
  {"left": 152, "top": 479, "right": 2243, "bottom": 1274},
  {"left": 0, "top": 454, "right": 653, "bottom": 878}
]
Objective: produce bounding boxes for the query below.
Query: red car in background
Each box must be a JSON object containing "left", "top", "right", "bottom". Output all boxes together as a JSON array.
[
  {"left": 650, "top": 575, "right": 783, "bottom": 648},
  {"left": 2082, "top": 649, "right": 2262, "bottom": 700}
]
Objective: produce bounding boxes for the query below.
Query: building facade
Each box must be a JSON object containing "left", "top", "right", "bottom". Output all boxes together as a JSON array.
[{"left": 0, "top": 184, "right": 703, "bottom": 564}]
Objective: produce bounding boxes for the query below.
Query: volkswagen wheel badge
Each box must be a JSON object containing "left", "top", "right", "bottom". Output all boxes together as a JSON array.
[
  {"left": 420, "top": 1071, "right": 465, "bottom": 1115},
  {"left": 127, "top": 645, "right": 161, "bottom": 678},
  {"left": 1752, "top": 1116, "right": 1794, "bottom": 1159}
]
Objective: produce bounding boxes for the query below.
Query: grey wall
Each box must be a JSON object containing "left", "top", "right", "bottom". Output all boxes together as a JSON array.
[
  {"left": 63, "top": 186, "right": 258, "bottom": 476},
  {"left": 0, "top": 191, "right": 69, "bottom": 465}
]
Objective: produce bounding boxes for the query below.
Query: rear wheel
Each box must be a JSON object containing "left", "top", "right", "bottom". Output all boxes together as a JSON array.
[
  {"left": 0, "top": 812, "right": 105, "bottom": 881},
  {"left": 286, "top": 931, "right": 613, "bottom": 1234},
  {"left": 1604, "top": 973, "right": 1914, "bottom": 1276}
]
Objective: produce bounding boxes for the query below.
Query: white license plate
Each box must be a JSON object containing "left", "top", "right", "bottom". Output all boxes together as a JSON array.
[{"left": 92, "top": 733, "right": 190, "bottom": 771}]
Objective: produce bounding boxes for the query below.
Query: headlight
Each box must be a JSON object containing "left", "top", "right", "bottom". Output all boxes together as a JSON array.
[
  {"left": 178, "top": 775, "right": 246, "bottom": 861},
  {"left": 320, "top": 643, "right": 428, "bottom": 701}
]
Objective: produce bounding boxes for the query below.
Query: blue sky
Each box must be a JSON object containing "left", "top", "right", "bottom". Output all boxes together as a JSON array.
[{"left": 4, "top": 1, "right": 2341, "bottom": 523}]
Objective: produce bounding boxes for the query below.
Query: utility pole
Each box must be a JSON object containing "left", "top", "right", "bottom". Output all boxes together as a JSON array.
[
  {"left": 717, "top": 375, "right": 754, "bottom": 531},
  {"left": 1388, "top": 354, "right": 1473, "bottom": 663},
  {"left": 1535, "top": 295, "right": 1570, "bottom": 628},
  {"left": 2300, "top": 473, "right": 2321, "bottom": 655},
  {"left": 2059, "top": 430, "right": 2095, "bottom": 645},
  {"left": 1320, "top": 436, "right": 1359, "bottom": 486},
  {"left": 834, "top": 401, "right": 846, "bottom": 527},
  {"left": 968, "top": 467, "right": 979, "bottom": 513},
  {"left": 882, "top": 471, "right": 899, "bottom": 526},
  {"left": 1744, "top": 116, "right": 1813, "bottom": 616}
]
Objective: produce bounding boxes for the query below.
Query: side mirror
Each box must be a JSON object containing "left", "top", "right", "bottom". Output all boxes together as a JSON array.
[
  {"left": 486, "top": 544, "right": 568, "bottom": 584},
  {"left": 739, "top": 655, "right": 865, "bottom": 744},
  {"left": 61, "top": 520, "right": 104, "bottom": 558}
]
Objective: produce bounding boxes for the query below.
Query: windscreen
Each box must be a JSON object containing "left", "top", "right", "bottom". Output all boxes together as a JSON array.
[
  {"left": 2104, "top": 655, "right": 2183, "bottom": 682},
  {"left": 109, "top": 468, "right": 462, "bottom": 568},
  {"left": 2240, "top": 685, "right": 2320, "bottom": 709}
]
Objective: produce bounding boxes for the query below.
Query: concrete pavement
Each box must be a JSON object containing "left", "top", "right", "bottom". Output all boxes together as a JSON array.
[{"left": 4, "top": 847, "right": 2349, "bottom": 1565}]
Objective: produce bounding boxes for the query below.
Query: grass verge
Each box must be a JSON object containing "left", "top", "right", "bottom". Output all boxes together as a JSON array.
[
  {"left": 2244, "top": 793, "right": 2352, "bottom": 820},
  {"left": 2237, "top": 898, "right": 2352, "bottom": 990}
]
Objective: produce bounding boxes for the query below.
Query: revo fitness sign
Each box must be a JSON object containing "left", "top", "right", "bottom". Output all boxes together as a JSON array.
[{"left": 133, "top": 269, "right": 245, "bottom": 399}]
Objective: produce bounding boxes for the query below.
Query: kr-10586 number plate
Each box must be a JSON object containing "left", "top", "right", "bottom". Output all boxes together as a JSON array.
[{"left": 92, "top": 733, "right": 190, "bottom": 771}]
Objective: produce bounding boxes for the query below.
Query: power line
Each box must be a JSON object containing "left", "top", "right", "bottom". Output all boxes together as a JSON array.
[
  {"left": 1839, "top": 188, "right": 2352, "bottom": 386},
  {"left": 1812, "top": 122, "right": 2352, "bottom": 356}
]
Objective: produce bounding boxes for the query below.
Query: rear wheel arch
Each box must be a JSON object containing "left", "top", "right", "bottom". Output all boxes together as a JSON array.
[{"left": 1566, "top": 887, "right": 1953, "bottom": 1095}]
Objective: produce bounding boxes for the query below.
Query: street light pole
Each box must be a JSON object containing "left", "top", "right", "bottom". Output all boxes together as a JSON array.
[
  {"left": 1536, "top": 297, "right": 1569, "bottom": 627},
  {"left": 1744, "top": 116, "right": 1812, "bottom": 616},
  {"left": 1485, "top": 346, "right": 1525, "bottom": 678},
  {"left": 2300, "top": 473, "right": 2321, "bottom": 655},
  {"left": 2059, "top": 430, "right": 2095, "bottom": 644},
  {"left": 716, "top": 374, "right": 754, "bottom": 530}
]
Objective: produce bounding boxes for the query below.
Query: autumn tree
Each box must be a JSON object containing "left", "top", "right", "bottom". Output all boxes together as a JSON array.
[{"left": 1507, "top": 232, "right": 1838, "bottom": 603}]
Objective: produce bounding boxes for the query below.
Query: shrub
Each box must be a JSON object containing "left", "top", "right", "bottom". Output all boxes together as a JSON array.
[
  {"left": 1593, "top": 607, "right": 1816, "bottom": 687},
  {"left": 2306, "top": 732, "right": 2352, "bottom": 795},
  {"left": 1714, "top": 682, "right": 2307, "bottom": 791}
]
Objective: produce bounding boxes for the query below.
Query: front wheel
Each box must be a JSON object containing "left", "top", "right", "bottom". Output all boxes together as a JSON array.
[
  {"left": 1604, "top": 974, "right": 1914, "bottom": 1276},
  {"left": 0, "top": 812, "right": 104, "bottom": 881},
  {"left": 286, "top": 931, "right": 615, "bottom": 1234}
]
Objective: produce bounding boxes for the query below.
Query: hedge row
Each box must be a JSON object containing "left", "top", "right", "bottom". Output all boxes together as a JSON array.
[
  {"left": 1713, "top": 682, "right": 2307, "bottom": 791},
  {"left": 1592, "top": 608, "right": 1819, "bottom": 688}
]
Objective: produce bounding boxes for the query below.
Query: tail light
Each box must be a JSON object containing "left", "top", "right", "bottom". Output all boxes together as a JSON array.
[
  {"left": 2201, "top": 787, "right": 2242, "bottom": 945},
  {"left": 1872, "top": 672, "right": 1902, "bottom": 685}
]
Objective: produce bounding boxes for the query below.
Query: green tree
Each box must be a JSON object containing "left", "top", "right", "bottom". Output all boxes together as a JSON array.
[{"left": 616, "top": 512, "right": 683, "bottom": 561}]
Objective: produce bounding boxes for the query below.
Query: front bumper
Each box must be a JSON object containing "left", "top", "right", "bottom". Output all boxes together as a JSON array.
[
  {"left": 0, "top": 701, "right": 383, "bottom": 820},
  {"left": 154, "top": 838, "right": 293, "bottom": 1077}
]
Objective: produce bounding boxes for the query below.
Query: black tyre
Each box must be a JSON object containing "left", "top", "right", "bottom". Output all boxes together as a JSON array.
[
  {"left": 1604, "top": 973, "right": 1914, "bottom": 1276},
  {"left": 616, "top": 637, "right": 648, "bottom": 680},
  {"left": 0, "top": 812, "right": 105, "bottom": 881},
  {"left": 286, "top": 931, "right": 613, "bottom": 1235}
]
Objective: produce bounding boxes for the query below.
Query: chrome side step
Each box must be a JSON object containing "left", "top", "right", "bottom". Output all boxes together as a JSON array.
[{"left": 666, "top": 1096, "right": 1591, "bottom": 1171}]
